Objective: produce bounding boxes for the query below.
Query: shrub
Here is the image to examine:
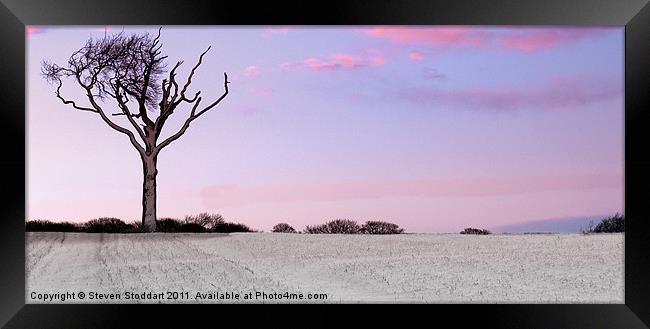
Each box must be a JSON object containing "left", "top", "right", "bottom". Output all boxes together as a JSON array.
[
  {"left": 304, "top": 219, "right": 360, "bottom": 234},
  {"left": 211, "top": 222, "right": 254, "bottom": 233},
  {"left": 178, "top": 223, "right": 207, "bottom": 232},
  {"left": 360, "top": 221, "right": 405, "bottom": 234},
  {"left": 25, "top": 216, "right": 257, "bottom": 233},
  {"left": 327, "top": 219, "right": 360, "bottom": 234},
  {"left": 303, "top": 223, "right": 329, "bottom": 234},
  {"left": 25, "top": 220, "right": 81, "bottom": 232},
  {"left": 272, "top": 223, "right": 297, "bottom": 233},
  {"left": 184, "top": 213, "right": 225, "bottom": 230},
  {"left": 84, "top": 217, "right": 129, "bottom": 233},
  {"left": 157, "top": 216, "right": 253, "bottom": 233},
  {"left": 583, "top": 213, "right": 624, "bottom": 233},
  {"left": 460, "top": 227, "right": 491, "bottom": 235},
  {"left": 124, "top": 221, "right": 145, "bottom": 233},
  {"left": 156, "top": 218, "right": 183, "bottom": 232}
]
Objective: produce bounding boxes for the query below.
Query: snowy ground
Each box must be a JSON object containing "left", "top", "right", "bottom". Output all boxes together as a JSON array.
[{"left": 26, "top": 232, "right": 623, "bottom": 303}]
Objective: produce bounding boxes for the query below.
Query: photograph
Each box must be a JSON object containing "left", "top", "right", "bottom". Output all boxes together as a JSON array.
[{"left": 25, "top": 25, "right": 625, "bottom": 304}]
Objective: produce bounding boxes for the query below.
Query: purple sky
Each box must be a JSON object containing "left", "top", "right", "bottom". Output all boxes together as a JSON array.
[{"left": 27, "top": 26, "right": 624, "bottom": 233}]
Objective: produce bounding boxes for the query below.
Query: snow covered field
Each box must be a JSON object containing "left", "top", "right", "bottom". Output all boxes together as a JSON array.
[{"left": 26, "top": 232, "right": 623, "bottom": 303}]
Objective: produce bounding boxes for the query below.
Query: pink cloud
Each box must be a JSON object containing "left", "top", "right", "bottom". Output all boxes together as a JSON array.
[
  {"left": 366, "top": 27, "right": 611, "bottom": 53},
  {"left": 279, "top": 48, "right": 389, "bottom": 73},
  {"left": 409, "top": 51, "right": 424, "bottom": 61},
  {"left": 367, "top": 27, "right": 488, "bottom": 49},
  {"left": 231, "top": 65, "right": 260, "bottom": 81},
  {"left": 248, "top": 87, "right": 273, "bottom": 101},
  {"left": 304, "top": 55, "right": 362, "bottom": 71},
  {"left": 26, "top": 26, "right": 46, "bottom": 37},
  {"left": 200, "top": 175, "right": 621, "bottom": 208},
  {"left": 346, "top": 91, "right": 363, "bottom": 102},
  {"left": 301, "top": 52, "right": 387, "bottom": 72},
  {"left": 95, "top": 26, "right": 112, "bottom": 33},
  {"left": 369, "top": 57, "right": 387, "bottom": 66},
  {"left": 422, "top": 68, "right": 445, "bottom": 80},
  {"left": 397, "top": 75, "right": 621, "bottom": 111},
  {"left": 303, "top": 58, "right": 334, "bottom": 71},
  {"left": 235, "top": 105, "right": 263, "bottom": 115},
  {"left": 244, "top": 65, "right": 259, "bottom": 78},
  {"left": 261, "top": 27, "right": 295, "bottom": 38},
  {"left": 501, "top": 29, "right": 609, "bottom": 52}
]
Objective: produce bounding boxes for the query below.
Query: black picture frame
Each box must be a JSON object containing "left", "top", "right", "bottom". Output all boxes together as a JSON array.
[{"left": 1, "top": 0, "right": 649, "bottom": 327}]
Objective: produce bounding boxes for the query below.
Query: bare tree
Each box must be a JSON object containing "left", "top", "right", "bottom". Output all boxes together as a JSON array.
[{"left": 42, "top": 28, "right": 229, "bottom": 232}]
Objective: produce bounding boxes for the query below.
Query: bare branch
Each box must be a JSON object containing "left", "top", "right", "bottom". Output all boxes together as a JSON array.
[
  {"left": 83, "top": 87, "right": 145, "bottom": 155},
  {"left": 168, "top": 61, "right": 183, "bottom": 104},
  {"left": 111, "top": 112, "right": 142, "bottom": 118},
  {"left": 152, "top": 61, "right": 184, "bottom": 140},
  {"left": 115, "top": 85, "right": 148, "bottom": 145},
  {"left": 154, "top": 97, "right": 203, "bottom": 154},
  {"left": 178, "top": 46, "right": 211, "bottom": 102},
  {"left": 117, "top": 79, "right": 155, "bottom": 128},
  {"left": 154, "top": 72, "right": 229, "bottom": 154},
  {"left": 193, "top": 72, "right": 229, "bottom": 118},
  {"left": 54, "top": 79, "right": 99, "bottom": 113},
  {"left": 185, "top": 91, "right": 201, "bottom": 103},
  {"left": 42, "top": 28, "right": 229, "bottom": 158},
  {"left": 50, "top": 70, "right": 144, "bottom": 154},
  {"left": 157, "top": 61, "right": 182, "bottom": 110},
  {"left": 153, "top": 27, "right": 162, "bottom": 46}
]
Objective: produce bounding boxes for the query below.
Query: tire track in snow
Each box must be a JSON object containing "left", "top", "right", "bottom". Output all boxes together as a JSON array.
[
  {"left": 27, "top": 233, "right": 110, "bottom": 296},
  {"left": 26, "top": 232, "right": 63, "bottom": 278},
  {"left": 161, "top": 234, "right": 290, "bottom": 297},
  {"left": 26, "top": 233, "right": 624, "bottom": 303}
]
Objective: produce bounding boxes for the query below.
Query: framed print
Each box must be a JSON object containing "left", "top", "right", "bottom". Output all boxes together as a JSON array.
[{"left": 1, "top": 0, "right": 649, "bottom": 327}]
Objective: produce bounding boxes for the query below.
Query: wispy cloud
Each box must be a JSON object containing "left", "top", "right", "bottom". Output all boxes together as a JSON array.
[
  {"left": 421, "top": 68, "right": 446, "bottom": 80},
  {"left": 396, "top": 75, "right": 621, "bottom": 111},
  {"left": 368, "top": 27, "right": 487, "bottom": 49},
  {"left": 409, "top": 51, "right": 425, "bottom": 61},
  {"left": 501, "top": 29, "right": 609, "bottom": 52},
  {"left": 261, "top": 27, "right": 295, "bottom": 38},
  {"left": 248, "top": 87, "right": 273, "bottom": 101},
  {"left": 243, "top": 65, "right": 259, "bottom": 78},
  {"left": 26, "top": 26, "right": 46, "bottom": 38},
  {"left": 366, "top": 27, "right": 611, "bottom": 53},
  {"left": 281, "top": 50, "right": 388, "bottom": 72},
  {"left": 304, "top": 54, "right": 366, "bottom": 71},
  {"left": 234, "top": 105, "right": 264, "bottom": 115},
  {"left": 95, "top": 26, "right": 112, "bottom": 33},
  {"left": 232, "top": 65, "right": 261, "bottom": 81},
  {"left": 199, "top": 175, "right": 621, "bottom": 208}
]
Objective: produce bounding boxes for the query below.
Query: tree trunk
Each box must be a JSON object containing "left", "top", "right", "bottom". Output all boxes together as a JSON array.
[{"left": 141, "top": 154, "right": 158, "bottom": 232}]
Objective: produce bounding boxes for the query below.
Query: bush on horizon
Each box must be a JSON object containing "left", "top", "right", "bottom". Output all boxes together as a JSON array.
[
  {"left": 304, "top": 219, "right": 361, "bottom": 234},
  {"left": 26, "top": 220, "right": 81, "bottom": 232},
  {"left": 125, "top": 221, "right": 145, "bottom": 233},
  {"left": 84, "top": 217, "right": 130, "bottom": 233},
  {"left": 178, "top": 223, "right": 207, "bottom": 232},
  {"left": 184, "top": 213, "right": 225, "bottom": 230},
  {"left": 582, "top": 213, "right": 625, "bottom": 233},
  {"left": 25, "top": 214, "right": 256, "bottom": 233},
  {"left": 157, "top": 216, "right": 252, "bottom": 233},
  {"left": 303, "top": 223, "right": 329, "bottom": 234},
  {"left": 156, "top": 218, "right": 183, "bottom": 232},
  {"left": 272, "top": 223, "right": 297, "bottom": 233},
  {"left": 460, "top": 227, "right": 491, "bottom": 235},
  {"left": 211, "top": 222, "right": 254, "bottom": 233},
  {"left": 304, "top": 219, "right": 406, "bottom": 234},
  {"left": 360, "top": 221, "right": 404, "bottom": 234}
]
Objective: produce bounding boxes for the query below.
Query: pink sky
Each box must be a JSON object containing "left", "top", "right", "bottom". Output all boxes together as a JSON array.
[{"left": 27, "top": 26, "right": 624, "bottom": 232}]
